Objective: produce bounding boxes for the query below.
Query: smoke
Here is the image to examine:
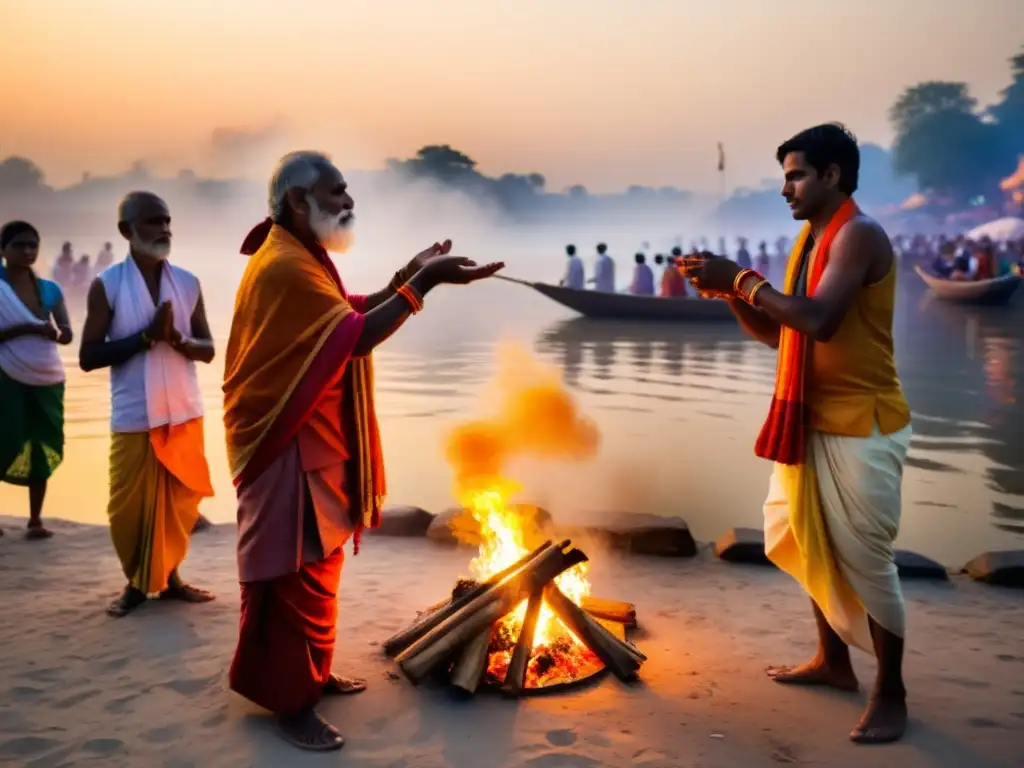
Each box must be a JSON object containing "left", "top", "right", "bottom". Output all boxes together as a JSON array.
[{"left": 444, "top": 343, "right": 601, "bottom": 501}]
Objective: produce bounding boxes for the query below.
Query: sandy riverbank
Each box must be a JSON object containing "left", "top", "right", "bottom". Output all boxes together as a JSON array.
[{"left": 1, "top": 515, "right": 1022, "bottom": 768}]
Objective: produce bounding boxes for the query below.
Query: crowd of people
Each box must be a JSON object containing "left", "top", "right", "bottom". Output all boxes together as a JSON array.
[
  {"left": 897, "top": 233, "right": 1024, "bottom": 281},
  {"left": 559, "top": 229, "right": 1024, "bottom": 297},
  {"left": 49, "top": 240, "right": 116, "bottom": 297}
]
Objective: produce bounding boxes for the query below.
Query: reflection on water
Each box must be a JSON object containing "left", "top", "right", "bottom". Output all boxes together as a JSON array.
[{"left": 3, "top": 276, "right": 1021, "bottom": 567}]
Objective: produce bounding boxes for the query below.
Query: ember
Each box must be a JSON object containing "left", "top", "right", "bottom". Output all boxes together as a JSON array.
[{"left": 383, "top": 346, "right": 644, "bottom": 695}]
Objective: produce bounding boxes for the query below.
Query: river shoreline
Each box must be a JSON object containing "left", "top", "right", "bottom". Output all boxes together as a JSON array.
[{"left": 2, "top": 515, "right": 1022, "bottom": 767}]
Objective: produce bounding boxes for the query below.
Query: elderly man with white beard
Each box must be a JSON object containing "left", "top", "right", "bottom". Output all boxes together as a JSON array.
[
  {"left": 80, "top": 191, "right": 217, "bottom": 617},
  {"left": 222, "top": 151, "right": 504, "bottom": 751}
]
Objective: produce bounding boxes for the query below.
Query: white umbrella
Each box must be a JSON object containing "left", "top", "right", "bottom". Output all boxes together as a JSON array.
[{"left": 967, "top": 217, "right": 1024, "bottom": 242}]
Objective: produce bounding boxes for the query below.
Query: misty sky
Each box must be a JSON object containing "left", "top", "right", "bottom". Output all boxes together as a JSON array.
[{"left": 2, "top": 0, "right": 1022, "bottom": 192}]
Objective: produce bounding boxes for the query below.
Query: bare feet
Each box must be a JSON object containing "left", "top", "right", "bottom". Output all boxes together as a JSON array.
[
  {"left": 766, "top": 658, "right": 860, "bottom": 692},
  {"left": 25, "top": 522, "right": 54, "bottom": 540},
  {"left": 107, "top": 586, "right": 148, "bottom": 617},
  {"left": 850, "top": 692, "right": 908, "bottom": 744},
  {"left": 159, "top": 580, "right": 215, "bottom": 603},
  {"left": 323, "top": 674, "right": 367, "bottom": 695},
  {"left": 277, "top": 709, "right": 345, "bottom": 751}
]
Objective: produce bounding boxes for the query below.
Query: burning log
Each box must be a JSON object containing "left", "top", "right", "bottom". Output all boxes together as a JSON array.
[
  {"left": 384, "top": 540, "right": 554, "bottom": 657},
  {"left": 581, "top": 597, "right": 637, "bottom": 628},
  {"left": 543, "top": 584, "right": 645, "bottom": 681},
  {"left": 500, "top": 587, "right": 544, "bottom": 696},
  {"left": 449, "top": 628, "right": 491, "bottom": 694},
  {"left": 397, "top": 542, "right": 587, "bottom": 682}
]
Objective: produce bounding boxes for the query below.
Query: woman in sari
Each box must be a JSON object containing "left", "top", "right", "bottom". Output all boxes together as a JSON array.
[{"left": 0, "top": 221, "right": 73, "bottom": 539}]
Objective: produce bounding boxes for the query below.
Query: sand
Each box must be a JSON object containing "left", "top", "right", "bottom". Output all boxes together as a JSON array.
[{"left": 1, "top": 515, "right": 1023, "bottom": 768}]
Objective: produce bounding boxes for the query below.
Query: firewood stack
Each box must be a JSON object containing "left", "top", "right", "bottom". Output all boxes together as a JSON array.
[{"left": 383, "top": 539, "right": 645, "bottom": 696}]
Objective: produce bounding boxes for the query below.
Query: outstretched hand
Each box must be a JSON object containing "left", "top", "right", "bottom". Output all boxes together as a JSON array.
[
  {"left": 408, "top": 239, "right": 454, "bottom": 275},
  {"left": 677, "top": 252, "right": 742, "bottom": 298},
  {"left": 424, "top": 255, "right": 505, "bottom": 286}
]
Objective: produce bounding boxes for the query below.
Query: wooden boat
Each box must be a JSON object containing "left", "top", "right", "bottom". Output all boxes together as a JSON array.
[
  {"left": 497, "top": 277, "right": 736, "bottom": 321},
  {"left": 913, "top": 265, "right": 1022, "bottom": 306}
]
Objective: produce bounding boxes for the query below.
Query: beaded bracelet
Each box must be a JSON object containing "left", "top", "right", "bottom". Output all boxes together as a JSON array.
[{"left": 396, "top": 283, "right": 424, "bottom": 313}]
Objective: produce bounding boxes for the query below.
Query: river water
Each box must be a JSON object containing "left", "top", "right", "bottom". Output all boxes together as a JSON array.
[{"left": 3, "top": 251, "right": 1021, "bottom": 569}]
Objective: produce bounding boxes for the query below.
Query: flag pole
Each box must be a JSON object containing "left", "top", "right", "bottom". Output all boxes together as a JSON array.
[{"left": 717, "top": 142, "right": 727, "bottom": 253}]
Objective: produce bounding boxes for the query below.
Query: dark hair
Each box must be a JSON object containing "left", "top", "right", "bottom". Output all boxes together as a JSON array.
[
  {"left": 634, "top": 252, "right": 645, "bottom": 264},
  {"left": 566, "top": 244, "right": 576, "bottom": 256},
  {"left": 596, "top": 243, "right": 607, "bottom": 254},
  {"left": 0, "top": 220, "right": 40, "bottom": 250},
  {"left": 776, "top": 122, "right": 860, "bottom": 196},
  {"left": 671, "top": 246, "right": 682, "bottom": 257},
  {"left": 654, "top": 254, "right": 664, "bottom": 265}
]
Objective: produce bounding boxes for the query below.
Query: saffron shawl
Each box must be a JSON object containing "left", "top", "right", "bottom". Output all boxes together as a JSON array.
[
  {"left": 223, "top": 224, "right": 385, "bottom": 546},
  {"left": 754, "top": 198, "right": 858, "bottom": 465}
]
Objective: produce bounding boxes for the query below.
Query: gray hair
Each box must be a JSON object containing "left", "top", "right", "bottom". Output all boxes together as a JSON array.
[
  {"left": 269, "top": 151, "right": 336, "bottom": 220},
  {"left": 117, "top": 191, "right": 165, "bottom": 224}
]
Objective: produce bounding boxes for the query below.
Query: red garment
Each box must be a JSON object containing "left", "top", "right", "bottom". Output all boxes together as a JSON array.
[
  {"left": 229, "top": 549, "right": 344, "bottom": 716},
  {"left": 660, "top": 266, "right": 687, "bottom": 297}
]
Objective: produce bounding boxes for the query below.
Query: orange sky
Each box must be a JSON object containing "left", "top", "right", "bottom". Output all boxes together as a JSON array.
[{"left": 1, "top": 0, "right": 1022, "bottom": 192}]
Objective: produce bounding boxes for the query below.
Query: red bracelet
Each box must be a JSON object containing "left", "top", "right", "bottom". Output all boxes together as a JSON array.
[{"left": 396, "top": 283, "right": 424, "bottom": 313}]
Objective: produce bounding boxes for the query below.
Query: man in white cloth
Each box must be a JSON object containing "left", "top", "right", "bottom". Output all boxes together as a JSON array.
[
  {"left": 589, "top": 242, "right": 616, "bottom": 292},
  {"left": 559, "top": 244, "right": 585, "bottom": 289},
  {"left": 79, "top": 191, "right": 218, "bottom": 617},
  {"left": 684, "top": 123, "right": 912, "bottom": 744}
]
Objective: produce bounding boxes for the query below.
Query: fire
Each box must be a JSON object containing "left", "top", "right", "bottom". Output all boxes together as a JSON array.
[{"left": 445, "top": 345, "right": 601, "bottom": 686}]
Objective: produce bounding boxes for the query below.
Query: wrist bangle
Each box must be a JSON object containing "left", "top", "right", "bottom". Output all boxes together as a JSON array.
[
  {"left": 746, "top": 279, "right": 769, "bottom": 306},
  {"left": 732, "top": 269, "right": 753, "bottom": 295},
  {"left": 395, "top": 283, "right": 424, "bottom": 313}
]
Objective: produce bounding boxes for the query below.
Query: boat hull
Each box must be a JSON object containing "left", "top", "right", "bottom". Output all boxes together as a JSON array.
[
  {"left": 913, "top": 266, "right": 1021, "bottom": 306},
  {"left": 528, "top": 282, "right": 736, "bottom": 321}
]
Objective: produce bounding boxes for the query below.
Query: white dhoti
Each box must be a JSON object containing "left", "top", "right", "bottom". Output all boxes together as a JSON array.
[{"left": 763, "top": 423, "right": 911, "bottom": 652}]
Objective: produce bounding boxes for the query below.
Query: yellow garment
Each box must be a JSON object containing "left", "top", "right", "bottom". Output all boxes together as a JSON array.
[
  {"left": 806, "top": 262, "right": 911, "bottom": 436},
  {"left": 764, "top": 424, "right": 910, "bottom": 651},
  {"left": 107, "top": 418, "right": 214, "bottom": 594}
]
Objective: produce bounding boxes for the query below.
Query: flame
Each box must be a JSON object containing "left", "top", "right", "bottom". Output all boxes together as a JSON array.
[{"left": 445, "top": 345, "right": 601, "bottom": 680}]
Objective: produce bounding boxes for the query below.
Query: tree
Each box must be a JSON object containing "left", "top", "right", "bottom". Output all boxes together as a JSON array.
[
  {"left": 889, "top": 81, "right": 1011, "bottom": 202},
  {"left": 989, "top": 47, "right": 1024, "bottom": 156},
  {"left": 0, "top": 156, "right": 47, "bottom": 192}
]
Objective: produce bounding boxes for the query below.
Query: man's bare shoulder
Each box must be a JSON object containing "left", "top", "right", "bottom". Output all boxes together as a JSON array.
[{"left": 834, "top": 213, "right": 894, "bottom": 262}]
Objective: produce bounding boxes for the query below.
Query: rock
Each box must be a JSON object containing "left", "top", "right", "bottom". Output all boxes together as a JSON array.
[
  {"left": 370, "top": 506, "right": 435, "bottom": 537},
  {"left": 426, "top": 505, "right": 552, "bottom": 548},
  {"left": 962, "top": 550, "right": 1024, "bottom": 588},
  {"left": 586, "top": 512, "right": 697, "bottom": 558},
  {"left": 714, "top": 527, "right": 770, "bottom": 565},
  {"left": 894, "top": 549, "right": 948, "bottom": 580},
  {"left": 192, "top": 514, "right": 212, "bottom": 534}
]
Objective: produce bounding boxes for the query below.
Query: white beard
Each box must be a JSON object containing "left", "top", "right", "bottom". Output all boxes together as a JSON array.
[
  {"left": 131, "top": 231, "right": 171, "bottom": 261},
  {"left": 309, "top": 198, "right": 354, "bottom": 253}
]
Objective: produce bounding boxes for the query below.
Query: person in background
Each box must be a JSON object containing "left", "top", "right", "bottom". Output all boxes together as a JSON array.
[
  {"left": 0, "top": 221, "right": 73, "bottom": 540},
  {"left": 660, "top": 247, "right": 687, "bottom": 297},
  {"left": 775, "top": 236, "right": 789, "bottom": 261},
  {"left": 653, "top": 253, "right": 665, "bottom": 286},
  {"left": 971, "top": 241, "right": 996, "bottom": 281},
  {"left": 930, "top": 242, "right": 955, "bottom": 278},
  {"left": 96, "top": 241, "right": 115, "bottom": 271},
  {"left": 52, "top": 242, "right": 74, "bottom": 287},
  {"left": 628, "top": 252, "right": 655, "bottom": 295},
  {"left": 559, "top": 244, "right": 584, "bottom": 289},
  {"left": 72, "top": 255, "right": 92, "bottom": 291},
  {"left": 736, "top": 237, "right": 752, "bottom": 270},
  {"left": 589, "top": 242, "right": 616, "bottom": 292},
  {"left": 717, "top": 236, "right": 728, "bottom": 257},
  {"left": 79, "top": 191, "right": 217, "bottom": 618},
  {"left": 756, "top": 241, "right": 771, "bottom": 275}
]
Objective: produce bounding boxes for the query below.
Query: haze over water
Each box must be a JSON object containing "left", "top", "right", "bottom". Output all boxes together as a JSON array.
[{"left": 3, "top": 240, "right": 1020, "bottom": 569}]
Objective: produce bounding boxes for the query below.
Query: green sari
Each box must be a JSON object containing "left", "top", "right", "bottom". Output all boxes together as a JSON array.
[{"left": 0, "top": 368, "right": 65, "bottom": 485}]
